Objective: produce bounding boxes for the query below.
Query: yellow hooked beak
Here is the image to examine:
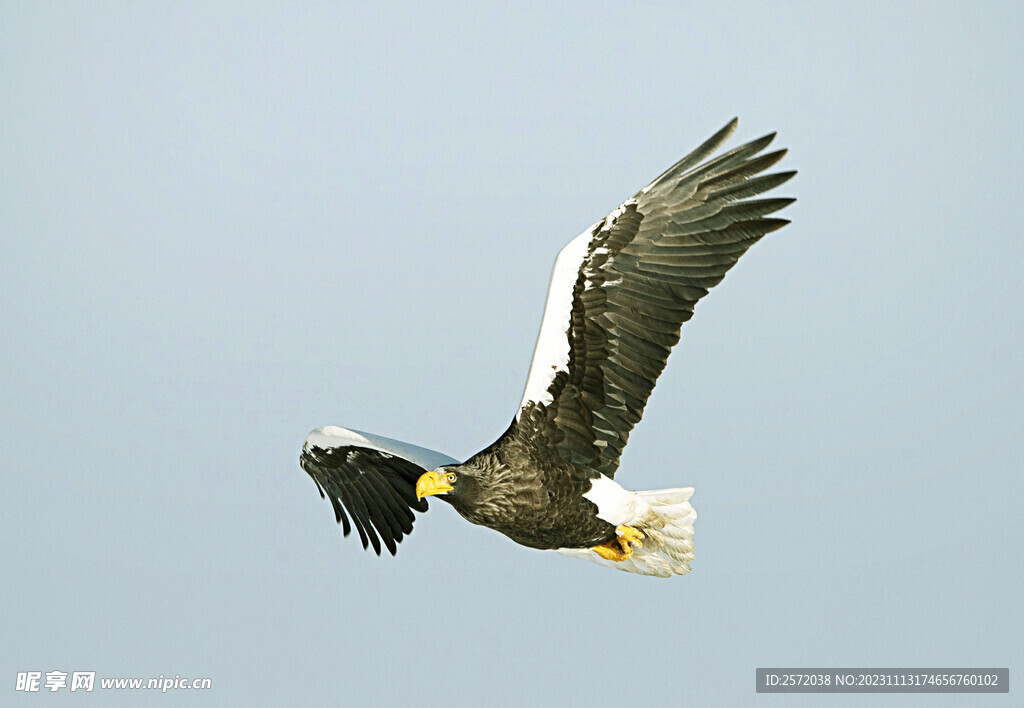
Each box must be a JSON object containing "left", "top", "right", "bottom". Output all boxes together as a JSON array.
[{"left": 416, "top": 470, "right": 454, "bottom": 500}]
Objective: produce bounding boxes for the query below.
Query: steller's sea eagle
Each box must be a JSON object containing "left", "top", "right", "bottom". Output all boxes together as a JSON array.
[{"left": 300, "top": 118, "right": 795, "bottom": 577}]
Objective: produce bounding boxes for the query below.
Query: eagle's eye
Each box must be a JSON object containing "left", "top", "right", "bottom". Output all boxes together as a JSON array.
[{"left": 446, "top": 472, "right": 457, "bottom": 483}]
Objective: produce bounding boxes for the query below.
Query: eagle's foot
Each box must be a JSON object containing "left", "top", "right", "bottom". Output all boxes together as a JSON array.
[{"left": 591, "top": 525, "right": 644, "bottom": 562}]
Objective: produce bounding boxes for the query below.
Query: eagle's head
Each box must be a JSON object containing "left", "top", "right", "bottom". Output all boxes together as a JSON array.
[
  {"left": 415, "top": 467, "right": 458, "bottom": 500},
  {"left": 415, "top": 464, "right": 490, "bottom": 506}
]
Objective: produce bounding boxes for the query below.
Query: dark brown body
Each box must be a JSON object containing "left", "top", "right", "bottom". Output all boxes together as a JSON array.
[{"left": 441, "top": 431, "right": 618, "bottom": 550}]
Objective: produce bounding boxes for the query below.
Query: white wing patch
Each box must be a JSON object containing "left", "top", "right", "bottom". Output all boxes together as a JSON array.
[
  {"left": 303, "top": 426, "right": 459, "bottom": 470},
  {"left": 516, "top": 198, "right": 637, "bottom": 419},
  {"left": 516, "top": 224, "right": 595, "bottom": 415}
]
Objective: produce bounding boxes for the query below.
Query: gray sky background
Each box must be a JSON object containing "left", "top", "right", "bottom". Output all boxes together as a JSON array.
[{"left": 2, "top": 1, "right": 1021, "bottom": 705}]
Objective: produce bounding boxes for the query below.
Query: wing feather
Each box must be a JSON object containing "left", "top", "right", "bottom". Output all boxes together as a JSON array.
[
  {"left": 299, "top": 427, "right": 458, "bottom": 555},
  {"left": 505, "top": 120, "right": 796, "bottom": 478}
]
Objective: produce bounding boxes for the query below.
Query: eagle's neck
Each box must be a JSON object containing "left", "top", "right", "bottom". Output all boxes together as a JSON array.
[{"left": 446, "top": 453, "right": 521, "bottom": 528}]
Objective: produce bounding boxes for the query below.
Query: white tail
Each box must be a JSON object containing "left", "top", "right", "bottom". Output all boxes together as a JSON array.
[{"left": 556, "top": 486, "right": 696, "bottom": 578}]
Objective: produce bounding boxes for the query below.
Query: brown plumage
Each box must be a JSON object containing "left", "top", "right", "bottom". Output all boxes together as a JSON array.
[{"left": 300, "top": 118, "right": 795, "bottom": 575}]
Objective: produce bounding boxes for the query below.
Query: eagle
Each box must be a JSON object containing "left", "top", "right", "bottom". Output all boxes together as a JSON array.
[{"left": 300, "top": 118, "right": 795, "bottom": 577}]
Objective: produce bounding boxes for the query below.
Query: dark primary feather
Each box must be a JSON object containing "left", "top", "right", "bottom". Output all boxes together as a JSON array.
[
  {"left": 509, "top": 118, "right": 796, "bottom": 479},
  {"left": 299, "top": 444, "right": 429, "bottom": 555}
]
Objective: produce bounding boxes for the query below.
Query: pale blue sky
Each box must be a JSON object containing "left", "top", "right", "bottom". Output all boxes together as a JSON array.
[{"left": 2, "top": 1, "right": 1021, "bottom": 705}]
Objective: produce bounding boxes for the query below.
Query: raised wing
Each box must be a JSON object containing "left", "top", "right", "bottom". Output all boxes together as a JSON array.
[
  {"left": 508, "top": 119, "right": 795, "bottom": 478},
  {"left": 299, "top": 426, "right": 459, "bottom": 555}
]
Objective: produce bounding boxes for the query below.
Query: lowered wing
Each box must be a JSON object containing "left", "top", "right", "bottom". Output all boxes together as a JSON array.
[{"left": 300, "top": 426, "right": 459, "bottom": 555}]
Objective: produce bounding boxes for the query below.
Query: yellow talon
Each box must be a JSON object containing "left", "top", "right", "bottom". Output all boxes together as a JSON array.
[
  {"left": 591, "top": 540, "right": 630, "bottom": 561},
  {"left": 591, "top": 525, "right": 644, "bottom": 562},
  {"left": 618, "top": 525, "right": 644, "bottom": 549}
]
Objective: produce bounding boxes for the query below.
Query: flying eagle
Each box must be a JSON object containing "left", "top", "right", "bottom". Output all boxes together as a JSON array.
[{"left": 300, "top": 118, "right": 795, "bottom": 577}]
